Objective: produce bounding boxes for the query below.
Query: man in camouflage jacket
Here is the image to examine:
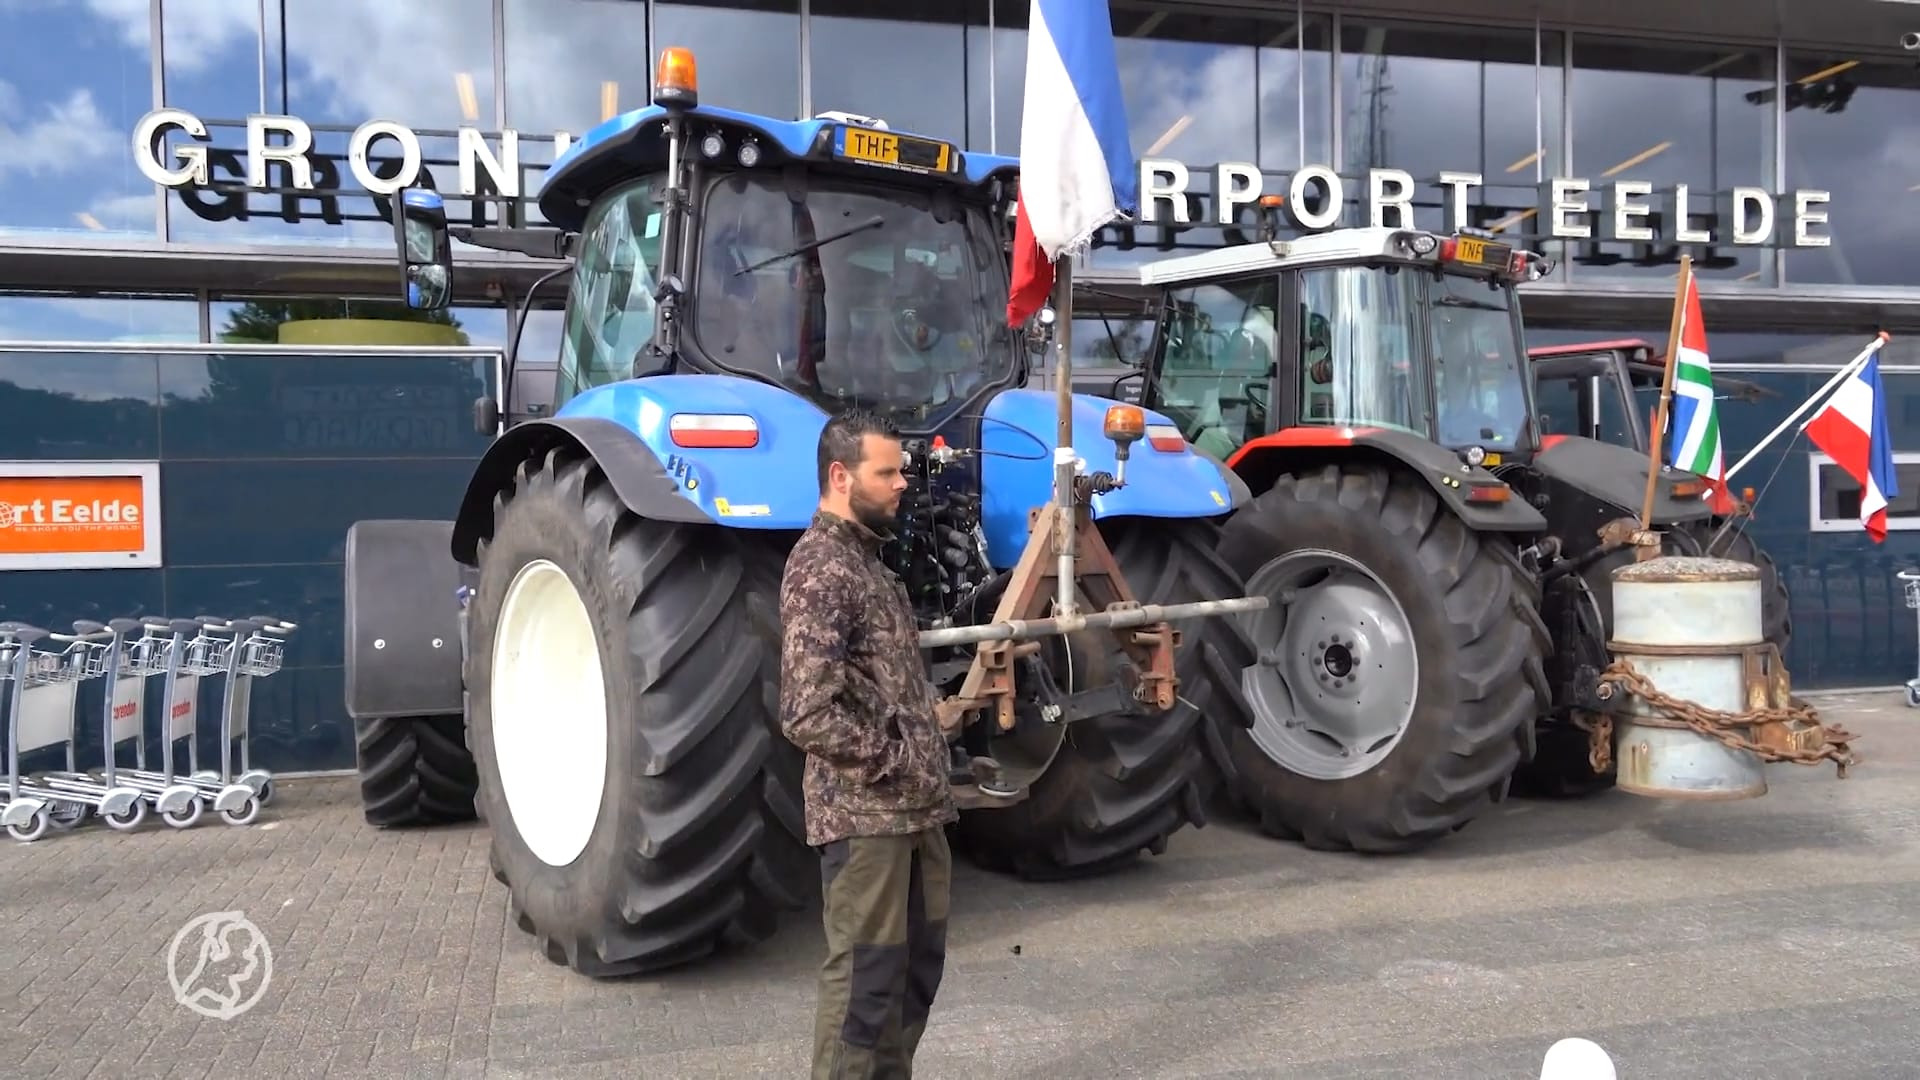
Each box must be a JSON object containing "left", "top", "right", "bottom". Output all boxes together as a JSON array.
[{"left": 781, "top": 408, "right": 958, "bottom": 1079}]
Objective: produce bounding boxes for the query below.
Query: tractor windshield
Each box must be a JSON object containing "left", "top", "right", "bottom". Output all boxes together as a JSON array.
[
  {"left": 694, "top": 170, "right": 1015, "bottom": 426},
  {"left": 1427, "top": 273, "right": 1532, "bottom": 450}
]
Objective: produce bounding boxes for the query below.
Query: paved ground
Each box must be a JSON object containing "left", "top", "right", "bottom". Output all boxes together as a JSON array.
[{"left": 2, "top": 692, "right": 1916, "bottom": 1079}]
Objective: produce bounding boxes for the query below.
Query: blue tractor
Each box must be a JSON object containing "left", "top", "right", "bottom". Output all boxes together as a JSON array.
[{"left": 343, "top": 48, "right": 1264, "bottom": 977}]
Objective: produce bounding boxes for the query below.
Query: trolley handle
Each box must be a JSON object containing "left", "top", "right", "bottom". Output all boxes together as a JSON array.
[
  {"left": 0, "top": 621, "right": 50, "bottom": 645},
  {"left": 142, "top": 617, "right": 209, "bottom": 636},
  {"left": 195, "top": 615, "right": 263, "bottom": 636},
  {"left": 1900, "top": 570, "right": 1920, "bottom": 582},
  {"left": 48, "top": 628, "right": 116, "bottom": 645},
  {"left": 73, "top": 618, "right": 145, "bottom": 637},
  {"left": 249, "top": 616, "right": 298, "bottom": 636}
]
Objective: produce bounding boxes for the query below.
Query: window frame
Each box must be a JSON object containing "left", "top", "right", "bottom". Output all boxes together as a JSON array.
[{"left": 1807, "top": 450, "right": 1920, "bottom": 534}]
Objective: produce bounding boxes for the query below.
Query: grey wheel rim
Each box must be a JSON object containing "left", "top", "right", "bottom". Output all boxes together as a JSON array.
[{"left": 1238, "top": 549, "right": 1419, "bottom": 780}]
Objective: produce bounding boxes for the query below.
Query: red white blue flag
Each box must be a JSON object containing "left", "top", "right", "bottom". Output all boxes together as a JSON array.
[
  {"left": 1805, "top": 352, "right": 1899, "bottom": 542},
  {"left": 1005, "top": 0, "right": 1138, "bottom": 327}
]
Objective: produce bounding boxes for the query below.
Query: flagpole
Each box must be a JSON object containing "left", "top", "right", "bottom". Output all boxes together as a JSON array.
[
  {"left": 1638, "top": 255, "right": 1694, "bottom": 538},
  {"left": 1052, "top": 253, "right": 1077, "bottom": 617},
  {"left": 1722, "top": 331, "right": 1892, "bottom": 482}
]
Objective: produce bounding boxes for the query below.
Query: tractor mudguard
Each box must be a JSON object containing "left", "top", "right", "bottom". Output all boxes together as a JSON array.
[
  {"left": 344, "top": 519, "right": 469, "bottom": 720},
  {"left": 1226, "top": 426, "right": 1549, "bottom": 533},
  {"left": 977, "top": 389, "right": 1241, "bottom": 568},
  {"left": 449, "top": 416, "right": 714, "bottom": 565},
  {"left": 1535, "top": 434, "right": 1715, "bottom": 525}
]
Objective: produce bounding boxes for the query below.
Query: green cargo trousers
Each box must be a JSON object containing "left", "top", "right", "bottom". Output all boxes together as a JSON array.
[{"left": 810, "top": 827, "right": 952, "bottom": 1079}]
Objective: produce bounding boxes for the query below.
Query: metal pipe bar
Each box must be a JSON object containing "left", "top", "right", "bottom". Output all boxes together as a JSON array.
[{"left": 919, "top": 596, "right": 1270, "bottom": 649}]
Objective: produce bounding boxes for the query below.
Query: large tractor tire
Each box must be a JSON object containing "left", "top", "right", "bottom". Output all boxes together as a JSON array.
[
  {"left": 1210, "top": 463, "right": 1551, "bottom": 852},
  {"left": 952, "top": 516, "right": 1250, "bottom": 880},
  {"left": 465, "top": 445, "right": 811, "bottom": 977},
  {"left": 355, "top": 714, "right": 479, "bottom": 827}
]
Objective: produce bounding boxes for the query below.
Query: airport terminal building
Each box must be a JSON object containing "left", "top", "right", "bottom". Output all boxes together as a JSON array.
[{"left": 5, "top": 0, "right": 1920, "bottom": 773}]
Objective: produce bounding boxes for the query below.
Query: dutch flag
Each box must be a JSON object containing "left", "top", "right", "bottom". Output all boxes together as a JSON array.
[
  {"left": 1805, "top": 351, "right": 1900, "bottom": 542},
  {"left": 1005, "top": 0, "right": 1138, "bottom": 328}
]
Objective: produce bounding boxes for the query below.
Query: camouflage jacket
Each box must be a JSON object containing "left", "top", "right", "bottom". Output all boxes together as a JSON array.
[{"left": 779, "top": 509, "right": 957, "bottom": 846}]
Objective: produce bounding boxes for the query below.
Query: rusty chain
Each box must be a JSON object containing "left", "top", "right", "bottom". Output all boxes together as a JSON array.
[
  {"left": 1596, "top": 658, "right": 1858, "bottom": 777},
  {"left": 1571, "top": 711, "right": 1614, "bottom": 774}
]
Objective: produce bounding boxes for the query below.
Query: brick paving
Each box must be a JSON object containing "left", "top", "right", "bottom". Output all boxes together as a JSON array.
[{"left": 2, "top": 691, "right": 1916, "bottom": 1078}]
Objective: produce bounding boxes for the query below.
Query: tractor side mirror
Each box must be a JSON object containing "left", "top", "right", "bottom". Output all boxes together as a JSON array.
[{"left": 393, "top": 187, "right": 454, "bottom": 311}]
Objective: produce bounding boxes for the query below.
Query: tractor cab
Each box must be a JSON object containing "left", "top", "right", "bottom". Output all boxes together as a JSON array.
[
  {"left": 390, "top": 47, "right": 1025, "bottom": 437},
  {"left": 1529, "top": 338, "right": 1775, "bottom": 456},
  {"left": 1133, "top": 226, "right": 1554, "bottom": 467}
]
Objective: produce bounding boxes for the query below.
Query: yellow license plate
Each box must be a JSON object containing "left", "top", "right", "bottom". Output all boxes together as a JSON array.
[
  {"left": 844, "top": 128, "right": 899, "bottom": 165},
  {"left": 1457, "top": 237, "right": 1488, "bottom": 263},
  {"left": 1481, "top": 451, "right": 1502, "bottom": 467}
]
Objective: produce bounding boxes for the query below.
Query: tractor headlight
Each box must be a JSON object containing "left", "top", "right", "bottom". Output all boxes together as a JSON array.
[
  {"left": 700, "top": 131, "right": 726, "bottom": 158},
  {"left": 1463, "top": 445, "right": 1486, "bottom": 467}
]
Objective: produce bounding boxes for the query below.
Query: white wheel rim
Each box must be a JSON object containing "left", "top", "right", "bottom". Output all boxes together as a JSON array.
[{"left": 491, "top": 558, "right": 610, "bottom": 868}]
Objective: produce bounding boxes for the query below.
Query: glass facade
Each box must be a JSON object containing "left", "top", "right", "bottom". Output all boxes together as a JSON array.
[
  {"left": 5, "top": 0, "right": 1912, "bottom": 294},
  {"left": 5, "top": 0, "right": 1920, "bottom": 703}
]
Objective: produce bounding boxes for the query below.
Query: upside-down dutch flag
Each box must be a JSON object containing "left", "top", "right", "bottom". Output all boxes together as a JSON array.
[
  {"left": 1005, "top": 0, "right": 1139, "bottom": 328},
  {"left": 1805, "top": 351, "right": 1900, "bottom": 542}
]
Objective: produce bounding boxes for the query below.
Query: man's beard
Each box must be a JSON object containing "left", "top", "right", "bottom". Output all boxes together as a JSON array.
[{"left": 849, "top": 487, "right": 897, "bottom": 533}]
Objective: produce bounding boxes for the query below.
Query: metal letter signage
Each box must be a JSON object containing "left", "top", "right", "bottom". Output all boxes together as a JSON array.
[{"left": 1134, "top": 158, "right": 1832, "bottom": 250}]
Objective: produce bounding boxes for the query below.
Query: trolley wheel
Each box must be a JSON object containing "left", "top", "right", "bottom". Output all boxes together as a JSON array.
[
  {"left": 7, "top": 807, "right": 50, "bottom": 843},
  {"left": 162, "top": 800, "right": 203, "bottom": 829},
  {"left": 104, "top": 801, "right": 148, "bottom": 831},
  {"left": 255, "top": 779, "right": 275, "bottom": 807},
  {"left": 219, "top": 797, "right": 261, "bottom": 827}
]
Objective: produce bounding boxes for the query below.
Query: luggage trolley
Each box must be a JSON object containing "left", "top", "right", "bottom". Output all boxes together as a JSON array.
[
  {"left": 106, "top": 617, "right": 259, "bottom": 827},
  {"left": 0, "top": 622, "right": 147, "bottom": 842},
  {"left": 1901, "top": 570, "right": 1920, "bottom": 708},
  {"left": 186, "top": 615, "right": 294, "bottom": 806}
]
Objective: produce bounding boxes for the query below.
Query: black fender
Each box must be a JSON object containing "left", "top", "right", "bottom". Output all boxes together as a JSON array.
[
  {"left": 1229, "top": 426, "right": 1549, "bottom": 532},
  {"left": 1532, "top": 435, "right": 1716, "bottom": 526},
  {"left": 450, "top": 416, "right": 715, "bottom": 566},
  {"left": 344, "top": 519, "right": 470, "bottom": 721}
]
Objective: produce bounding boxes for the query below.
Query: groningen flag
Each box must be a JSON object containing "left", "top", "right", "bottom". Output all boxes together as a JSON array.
[{"left": 1667, "top": 272, "right": 1737, "bottom": 514}]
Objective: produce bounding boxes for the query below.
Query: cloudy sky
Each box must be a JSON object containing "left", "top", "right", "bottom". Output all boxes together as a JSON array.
[{"left": 0, "top": 1, "right": 1916, "bottom": 301}]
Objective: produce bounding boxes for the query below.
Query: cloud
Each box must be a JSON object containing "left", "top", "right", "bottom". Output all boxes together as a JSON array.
[{"left": 0, "top": 81, "right": 118, "bottom": 180}]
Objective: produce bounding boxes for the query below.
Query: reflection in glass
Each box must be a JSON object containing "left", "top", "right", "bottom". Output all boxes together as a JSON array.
[
  {"left": 556, "top": 177, "right": 665, "bottom": 407},
  {"left": 653, "top": 1, "right": 801, "bottom": 119},
  {"left": 692, "top": 170, "right": 1015, "bottom": 427},
  {"left": 0, "top": 2, "right": 158, "bottom": 240},
  {"left": 1569, "top": 37, "right": 1775, "bottom": 282},
  {"left": 1428, "top": 273, "right": 1530, "bottom": 449},
  {"left": 1782, "top": 54, "right": 1920, "bottom": 288},
  {"left": 281, "top": 0, "right": 497, "bottom": 130},
  {"left": 811, "top": 1, "right": 966, "bottom": 140},
  {"left": 1148, "top": 276, "right": 1277, "bottom": 460},
  {"left": 1336, "top": 20, "right": 1562, "bottom": 248},
  {"left": 1258, "top": 13, "right": 1333, "bottom": 173},
  {"left": 504, "top": 0, "right": 652, "bottom": 136},
  {"left": 0, "top": 350, "right": 161, "bottom": 460},
  {"left": 0, "top": 294, "right": 201, "bottom": 345},
  {"left": 1296, "top": 265, "right": 1427, "bottom": 435},
  {"left": 209, "top": 296, "right": 484, "bottom": 346}
]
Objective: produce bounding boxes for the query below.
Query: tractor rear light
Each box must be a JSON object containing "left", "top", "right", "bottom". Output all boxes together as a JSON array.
[
  {"left": 1464, "top": 482, "right": 1510, "bottom": 504},
  {"left": 669, "top": 412, "right": 758, "bottom": 448},
  {"left": 1145, "top": 424, "right": 1185, "bottom": 452},
  {"left": 1671, "top": 477, "right": 1707, "bottom": 498}
]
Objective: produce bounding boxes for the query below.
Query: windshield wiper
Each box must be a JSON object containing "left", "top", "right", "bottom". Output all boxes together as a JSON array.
[
  {"left": 1433, "top": 295, "right": 1508, "bottom": 312},
  {"left": 735, "top": 214, "right": 885, "bottom": 276}
]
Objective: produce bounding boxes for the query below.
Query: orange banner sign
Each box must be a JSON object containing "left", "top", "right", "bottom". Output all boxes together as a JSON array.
[{"left": 0, "top": 463, "right": 162, "bottom": 569}]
